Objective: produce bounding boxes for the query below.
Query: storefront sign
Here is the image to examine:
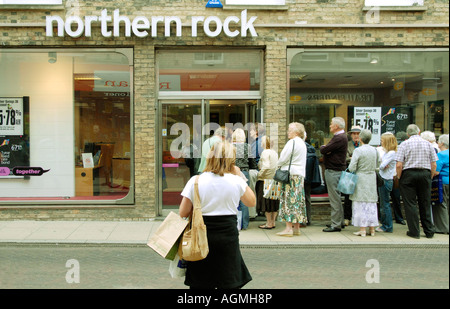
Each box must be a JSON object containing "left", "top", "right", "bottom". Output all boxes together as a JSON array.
[
  {"left": 46, "top": 9, "right": 258, "bottom": 38},
  {"left": 0, "top": 97, "right": 24, "bottom": 136},
  {"left": 206, "top": 0, "right": 223, "bottom": 8},
  {"left": 290, "top": 92, "right": 374, "bottom": 104},
  {"left": 354, "top": 107, "right": 381, "bottom": 145}
]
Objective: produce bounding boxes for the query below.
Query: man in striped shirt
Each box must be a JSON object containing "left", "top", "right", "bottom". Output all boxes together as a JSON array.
[{"left": 396, "top": 124, "right": 438, "bottom": 239}]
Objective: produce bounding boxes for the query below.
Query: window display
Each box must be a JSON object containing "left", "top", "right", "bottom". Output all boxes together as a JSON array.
[
  {"left": 289, "top": 49, "right": 449, "bottom": 151},
  {"left": 0, "top": 49, "right": 132, "bottom": 203}
]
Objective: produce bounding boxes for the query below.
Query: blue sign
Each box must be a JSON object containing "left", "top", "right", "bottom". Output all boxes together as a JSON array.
[{"left": 206, "top": 0, "right": 223, "bottom": 8}]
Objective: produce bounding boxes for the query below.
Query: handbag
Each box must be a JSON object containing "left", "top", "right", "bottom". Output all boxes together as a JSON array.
[
  {"left": 431, "top": 175, "right": 444, "bottom": 205},
  {"left": 147, "top": 211, "right": 189, "bottom": 261},
  {"left": 263, "top": 179, "right": 282, "bottom": 200},
  {"left": 375, "top": 151, "right": 384, "bottom": 187},
  {"left": 376, "top": 171, "right": 384, "bottom": 187},
  {"left": 273, "top": 140, "right": 295, "bottom": 185},
  {"left": 337, "top": 169, "right": 358, "bottom": 195},
  {"left": 178, "top": 175, "right": 209, "bottom": 262}
]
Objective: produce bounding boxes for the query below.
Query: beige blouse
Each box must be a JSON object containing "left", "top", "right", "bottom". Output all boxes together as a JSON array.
[{"left": 257, "top": 149, "right": 278, "bottom": 180}]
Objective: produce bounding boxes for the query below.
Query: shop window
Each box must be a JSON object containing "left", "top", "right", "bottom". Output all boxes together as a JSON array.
[
  {"left": 0, "top": 49, "right": 132, "bottom": 203},
  {"left": 289, "top": 49, "right": 449, "bottom": 149}
]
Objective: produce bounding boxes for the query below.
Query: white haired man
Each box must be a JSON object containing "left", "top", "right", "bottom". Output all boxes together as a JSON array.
[
  {"left": 396, "top": 124, "right": 438, "bottom": 239},
  {"left": 320, "top": 117, "right": 348, "bottom": 232}
]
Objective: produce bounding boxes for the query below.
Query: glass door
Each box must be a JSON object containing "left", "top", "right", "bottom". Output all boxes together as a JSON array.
[
  {"left": 161, "top": 100, "right": 202, "bottom": 209},
  {"left": 160, "top": 99, "right": 258, "bottom": 212}
]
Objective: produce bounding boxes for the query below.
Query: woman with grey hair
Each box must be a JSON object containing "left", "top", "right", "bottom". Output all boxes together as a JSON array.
[
  {"left": 434, "top": 134, "right": 449, "bottom": 234},
  {"left": 421, "top": 131, "right": 440, "bottom": 153},
  {"left": 276, "top": 122, "right": 307, "bottom": 236},
  {"left": 348, "top": 129, "right": 379, "bottom": 237},
  {"left": 232, "top": 128, "right": 258, "bottom": 230}
]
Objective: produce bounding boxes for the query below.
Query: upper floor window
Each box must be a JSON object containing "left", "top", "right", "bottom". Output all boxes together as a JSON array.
[{"left": 365, "top": 0, "right": 424, "bottom": 6}]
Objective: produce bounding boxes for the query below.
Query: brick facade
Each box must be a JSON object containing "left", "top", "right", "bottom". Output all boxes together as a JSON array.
[{"left": 0, "top": 0, "right": 448, "bottom": 220}]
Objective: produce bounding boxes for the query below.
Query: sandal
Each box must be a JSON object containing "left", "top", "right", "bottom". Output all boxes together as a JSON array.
[{"left": 258, "top": 224, "right": 274, "bottom": 229}]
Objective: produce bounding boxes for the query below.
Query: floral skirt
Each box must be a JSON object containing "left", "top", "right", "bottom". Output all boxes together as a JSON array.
[
  {"left": 352, "top": 201, "right": 379, "bottom": 227},
  {"left": 278, "top": 175, "right": 307, "bottom": 224}
]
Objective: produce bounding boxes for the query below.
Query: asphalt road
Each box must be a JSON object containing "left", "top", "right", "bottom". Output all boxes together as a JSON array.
[{"left": 0, "top": 244, "right": 448, "bottom": 289}]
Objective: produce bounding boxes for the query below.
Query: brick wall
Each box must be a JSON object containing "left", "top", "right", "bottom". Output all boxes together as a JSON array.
[{"left": 0, "top": 0, "right": 447, "bottom": 220}]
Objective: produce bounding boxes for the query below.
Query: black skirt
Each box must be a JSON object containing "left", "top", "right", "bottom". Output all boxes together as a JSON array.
[
  {"left": 255, "top": 180, "right": 280, "bottom": 213},
  {"left": 184, "top": 215, "right": 252, "bottom": 289}
]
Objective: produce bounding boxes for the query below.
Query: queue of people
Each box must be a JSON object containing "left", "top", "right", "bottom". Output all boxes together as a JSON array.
[{"left": 180, "top": 122, "right": 449, "bottom": 245}]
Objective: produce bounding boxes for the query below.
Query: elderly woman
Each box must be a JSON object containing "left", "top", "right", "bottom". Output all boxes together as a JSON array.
[
  {"left": 276, "top": 122, "right": 307, "bottom": 237},
  {"left": 421, "top": 131, "right": 440, "bottom": 153},
  {"left": 179, "top": 141, "right": 256, "bottom": 289},
  {"left": 232, "top": 128, "right": 258, "bottom": 230},
  {"left": 348, "top": 129, "right": 379, "bottom": 237},
  {"left": 434, "top": 134, "right": 449, "bottom": 234},
  {"left": 256, "top": 136, "right": 279, "bottom": 229}
]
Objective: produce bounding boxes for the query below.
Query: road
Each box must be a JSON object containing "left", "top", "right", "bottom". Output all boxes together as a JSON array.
[{"left": 0, "top": 244, "right": 448, "bottom": 289}]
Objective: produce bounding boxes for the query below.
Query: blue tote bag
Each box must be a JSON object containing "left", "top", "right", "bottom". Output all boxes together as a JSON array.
[{"left": 337, "top": 169, "right": 358, "bottom": 195}]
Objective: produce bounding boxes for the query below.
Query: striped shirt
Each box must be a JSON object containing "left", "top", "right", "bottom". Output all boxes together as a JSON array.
[{"left": 396, "top": 135, "right": 438, "bottom": 171}]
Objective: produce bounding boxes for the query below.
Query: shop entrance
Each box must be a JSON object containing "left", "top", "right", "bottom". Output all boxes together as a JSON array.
[{"left": 159, "top": 99, "right": 259, "bottom": 213}]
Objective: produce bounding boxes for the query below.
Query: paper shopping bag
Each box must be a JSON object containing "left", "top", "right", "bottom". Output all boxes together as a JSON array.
[{"left": 147, "top": 211, "right": 189, "bottom": 260}]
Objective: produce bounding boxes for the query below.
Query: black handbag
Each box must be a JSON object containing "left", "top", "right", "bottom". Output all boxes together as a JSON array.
[{"left": 273, "top": 140, "right": 295, "bottom": 185}]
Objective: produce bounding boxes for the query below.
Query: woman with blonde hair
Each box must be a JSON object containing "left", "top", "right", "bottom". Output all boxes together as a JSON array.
[
  {"left": 276, "top": 122, "right": 307, "bottom": 236},
  {"left": 179, "top": 140, "right": 255, "bottom": 289},
  {"left": 376, "top": 132, "right": 398, "bottom": 233},
  {"left": 256, "top": 135, "right": 279, "bottom": 229}
]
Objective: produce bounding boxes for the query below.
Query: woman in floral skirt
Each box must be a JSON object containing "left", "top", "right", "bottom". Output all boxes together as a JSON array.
[{"left": 276, "top": 122, "right": 307, "bottom": 237}]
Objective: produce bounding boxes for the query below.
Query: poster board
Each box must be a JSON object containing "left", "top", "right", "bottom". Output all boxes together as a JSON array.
[
  {"left": 354, "top": 106, "right": 413, "bottom": 146},
  {"left": 354, "top": 107, "right": 382, "bottom": 145},
  {"left": 0, "top": 96, "right": 30, "bottom": 179}
]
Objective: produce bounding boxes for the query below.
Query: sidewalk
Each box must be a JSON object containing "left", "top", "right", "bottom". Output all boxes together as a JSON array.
[{"left": 0, "top": 218, "right": 448, "bottom": 246}]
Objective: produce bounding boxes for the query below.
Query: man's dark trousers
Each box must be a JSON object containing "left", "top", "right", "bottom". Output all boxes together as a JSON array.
[{"left": 399, "top": 168, "right": 435, "bottom": 238}]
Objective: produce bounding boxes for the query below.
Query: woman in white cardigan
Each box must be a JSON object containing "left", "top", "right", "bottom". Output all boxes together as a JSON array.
[
  {"left": 276, "top": 122, "right": 307, "bottom": 237},
  {"left": 256, "top": 136, "right": 279, "bottom": 229}
]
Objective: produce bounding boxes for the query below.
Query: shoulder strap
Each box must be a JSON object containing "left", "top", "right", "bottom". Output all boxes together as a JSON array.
[
  {"left": 194, "top": 175, "right": 201, "bottom": 210},
  {"left": 288, "top": 140, "right": 295, "bottom": 171}
]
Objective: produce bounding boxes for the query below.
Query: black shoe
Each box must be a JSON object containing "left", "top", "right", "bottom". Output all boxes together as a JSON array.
[
  {"left": 396, "top": 220, "right": 406, "bottom": 225},
  {"left": 326, "top": 224, "right": 345, "bottom": 229},
  {"left": 323, "top": 227, "right": 341, "bottom": 232},
  {"left": 425, "top": 233, "right": 434, "bottom": 239},
  {"left": 406, "top": 231, "right": 420, "bottom": 239}
]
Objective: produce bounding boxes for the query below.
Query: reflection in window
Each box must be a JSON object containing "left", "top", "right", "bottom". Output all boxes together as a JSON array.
[{"left": 289, "top": 49, "right": 449, "bottom": 151}]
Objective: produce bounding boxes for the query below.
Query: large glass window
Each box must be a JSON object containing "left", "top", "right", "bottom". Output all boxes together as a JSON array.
[
  {"left": 289, "top": 49, "right": 449, "bottom": 150},
  {"left": 0, "top": 49, "right": 132, "bottom": 203}
]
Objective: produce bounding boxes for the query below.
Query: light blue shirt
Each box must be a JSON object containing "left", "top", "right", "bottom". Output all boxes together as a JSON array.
[{"left": 436, "top": 149, "right": 449, "bottom": 185}]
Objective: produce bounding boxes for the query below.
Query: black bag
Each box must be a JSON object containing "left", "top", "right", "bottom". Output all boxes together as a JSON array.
[
  {"left": 273, "top": 140, "right": 295, "bottom": 185},
  {"left": 376, "top": 171, "right": 384, "bottom": 187},
  {"left": 375, "top": 150, "right": 384, "bottom": 187},
  {"left": 305, "top": 142, "right": 321, "bottom": 188}
]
